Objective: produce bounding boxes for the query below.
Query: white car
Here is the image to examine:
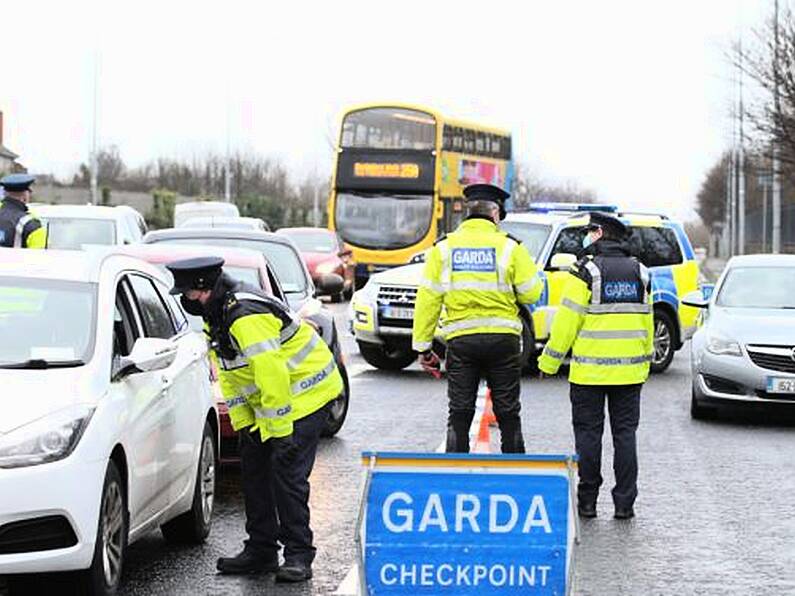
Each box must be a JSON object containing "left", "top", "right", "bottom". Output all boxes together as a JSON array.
[
  {"left": 173, "top": 201, "right": 239, "bottom": 227},
  {"left": 181, "top": 215, "right": 270, "bottom": 231},
  {"left": 0, "top": 249, "right": 218, "bottom": 595},
  {"left": 33, "top": 204, "right": 148, "bottom": 249}
]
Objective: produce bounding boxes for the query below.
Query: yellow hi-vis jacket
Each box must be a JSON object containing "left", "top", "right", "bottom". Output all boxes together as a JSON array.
[
  {"left": 412, "top": 217, "right": 543, "bottom": 352},
  {"left": 213, "top": 288, "right": 342, "bottom": 442},
  {"left": 0, "top": 198, "right": 47, "bottom": 249},
  {"left": 537, "top": 245, "right": 654, "bottom": 385}
]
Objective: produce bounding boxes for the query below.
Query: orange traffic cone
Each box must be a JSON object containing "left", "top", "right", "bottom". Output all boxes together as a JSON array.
[
  {"left": 472, "top": 401, "right": 492, "bottom": 453},
  {"left": 483, "top": 388, "right": 497, "bottom": 427}
]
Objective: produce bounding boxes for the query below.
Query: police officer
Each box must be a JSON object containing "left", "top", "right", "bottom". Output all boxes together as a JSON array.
[
  {"left": 412, "top": 183, "right": 543, "bottom": 453},
  {"left": 166, "top": 257, "right": 343, "bottom": 582},
  {"left": 0, "top": 174, "right": 46, "bottom": 249},
  {"left": 537, "top": 211, "right": 653, "bottom": 520}
]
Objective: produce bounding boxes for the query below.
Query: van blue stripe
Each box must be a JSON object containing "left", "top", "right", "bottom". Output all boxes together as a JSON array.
[
  {"left": 651, "top": 266, "right": 679, "bottom": 310},
  {"left": 665, "top": 221, "right": 695, "bottom": 261}
]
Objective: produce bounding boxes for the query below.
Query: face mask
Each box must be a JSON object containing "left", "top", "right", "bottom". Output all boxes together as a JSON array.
[
  {"left": 180, "top": 295, "right": 205, "bottom": 317},
  {"left": 582, "top": 233, "right": 594, "bottom": 250}
]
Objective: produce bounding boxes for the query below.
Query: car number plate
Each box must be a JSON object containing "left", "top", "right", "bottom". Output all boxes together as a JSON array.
[
  {"left": 767, "top": 377, "right": 795, "bottom": 394},
  {"left": 381, "top": 306, "right": 414, "bottom": 319}
]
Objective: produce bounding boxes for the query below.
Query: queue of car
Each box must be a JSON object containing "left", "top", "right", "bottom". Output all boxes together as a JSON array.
[{"left": 0, "top": 201, "right": 352, "bottom": 595}]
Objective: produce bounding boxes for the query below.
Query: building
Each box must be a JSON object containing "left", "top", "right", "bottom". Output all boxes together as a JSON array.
[{"left": 0, "top": 111, "right": 24, "bottom": 174}]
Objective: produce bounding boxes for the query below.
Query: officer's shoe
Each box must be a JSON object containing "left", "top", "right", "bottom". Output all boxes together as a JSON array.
[
  {"left": 276, "top": 561, "right": 313, "bottom": 583},
  {"left": 577, "top": 502, "right": 597, "bottom": 518},
  {"left": 216, "top": 549, "right": 279, "bottom": 575},
  {"left": 614, "top": 507, "right": 635, "bottom": 520}
]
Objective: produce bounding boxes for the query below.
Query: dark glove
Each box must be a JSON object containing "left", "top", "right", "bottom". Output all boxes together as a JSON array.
[
  {"left": 274, "top": 434, "right": 300, "bottom": 465},
  {"left": 419, "top": 350, "right": 442, "bottom": 379}
]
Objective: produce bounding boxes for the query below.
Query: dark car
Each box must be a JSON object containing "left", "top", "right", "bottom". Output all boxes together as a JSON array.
[
  {"left": 142, "top": 228, "right": 350, "bottom": 439},
  {"left": 276, "top": 227, "right": 355, "bottom": 302}
]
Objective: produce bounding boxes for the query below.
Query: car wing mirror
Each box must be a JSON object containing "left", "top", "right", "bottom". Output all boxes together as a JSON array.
[
  {"left": 317, "top": 273, "right": 344, "bottom": 296},
  {"left": 681, "top": 290, "right": 709, "bottom": 309},
  {"left": 113, "top": 337, "right": 177, "bottom": 381},
  {"left": 548, "top": 253, "right": 577, "bottom": 272}
]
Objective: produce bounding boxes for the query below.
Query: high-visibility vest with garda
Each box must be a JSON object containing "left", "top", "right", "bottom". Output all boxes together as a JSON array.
[
  {"left": 537, "top": 249, "right": 654, "bottom": 385},
  {"left": 0, "top": 198, "right": 46, "bottom": 249},
  {"left": 213, "top": 288, "right": 343, "bottom": 441},
  {"left": 412, "top": 218, "right": 543, "bottom": 352}
]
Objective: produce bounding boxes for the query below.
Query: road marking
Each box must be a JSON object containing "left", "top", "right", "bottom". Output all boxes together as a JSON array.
[{"left": 334, "top": 384, "right": 490, "bottom": 595}]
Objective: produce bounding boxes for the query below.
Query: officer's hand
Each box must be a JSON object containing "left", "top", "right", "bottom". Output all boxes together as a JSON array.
[
  {"left": 419, "top": 351, "right": 442, "bottom": 379},
  {"left": 274, "top": 434, "right": 300, "bottom": 465}
]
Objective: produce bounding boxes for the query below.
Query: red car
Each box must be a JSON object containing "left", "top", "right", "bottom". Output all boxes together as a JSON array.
[{"left": 277, "top": 227, "right": 355, "bottom": 302}]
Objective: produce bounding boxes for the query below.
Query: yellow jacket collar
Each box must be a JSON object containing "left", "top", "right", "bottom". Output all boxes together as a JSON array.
[{"left": 458, "top": 218, "right": 498, "bottom": 233}]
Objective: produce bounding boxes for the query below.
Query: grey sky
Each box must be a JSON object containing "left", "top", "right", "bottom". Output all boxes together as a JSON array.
[{"left": 2, "top": 0, "right": 770, "bottom": 219}]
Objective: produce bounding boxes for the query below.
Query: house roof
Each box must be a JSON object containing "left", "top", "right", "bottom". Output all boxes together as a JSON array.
[{"left": 0, "top": 145, "right": 18, "bottom": 160}]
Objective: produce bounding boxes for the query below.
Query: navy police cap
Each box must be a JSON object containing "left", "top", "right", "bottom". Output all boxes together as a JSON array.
[
  {"left": 166, "top": 256, "right": 225, "bottom": 295},
  {"left": 587, "top": 211, "right": 627, "bottom": 237},
  {"left": 462, "top": 183, "right": 510, "bottom": 204},
  {"left": 0, "top": 174, "right": 36, "bottom": 192}
]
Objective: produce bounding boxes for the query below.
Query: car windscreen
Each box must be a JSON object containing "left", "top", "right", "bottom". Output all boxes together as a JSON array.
[
  {"left": 0, "top": 278, "right": 96, "bottom": 366},
  {"left": 499, "top": 222, "right": 551, "bottom": 259},
  {"left": 40, "top": 217, "right": 116, "bottom": 249},
  {"left": 149, "top": 237, "right": 308, "bottom": 294},
  {"left": 335, "top": 192, "right": 433, "bottom": 249},
  {"left": 282, "top": 230, "right": 337, "bottom": 253},
  {"left": 716, "top": 266, "right": 795, "bottom": 309}
]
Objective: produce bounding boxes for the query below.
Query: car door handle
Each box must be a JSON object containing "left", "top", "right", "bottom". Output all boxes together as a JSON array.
[{"left": 161, "top": 375, "right": 174, "bottom": 390}]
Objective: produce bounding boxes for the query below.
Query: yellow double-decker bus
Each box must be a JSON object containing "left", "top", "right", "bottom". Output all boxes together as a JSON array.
[{"left": 328, "top": 103, "right": 513, "bottom": 288}]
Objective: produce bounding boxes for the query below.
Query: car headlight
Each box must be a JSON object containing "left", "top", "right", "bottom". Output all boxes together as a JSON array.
[
  {"left": 706, "top": 333, "right": 742, "bottom": 357},
  {"left": 316, "top": 260, "right": 339, "bottom": 276},
  {"left": 0, "top": 405, "right": 95, "bottom": 469}
]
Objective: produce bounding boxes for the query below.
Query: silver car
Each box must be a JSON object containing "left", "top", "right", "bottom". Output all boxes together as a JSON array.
[{"left": 686, "top": 254, "right": 795, "bottom": 418}]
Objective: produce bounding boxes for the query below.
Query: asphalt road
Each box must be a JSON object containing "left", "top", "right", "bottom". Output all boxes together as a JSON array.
[{"left": 4, "top": 299, "right": 795, "bottom": 595}]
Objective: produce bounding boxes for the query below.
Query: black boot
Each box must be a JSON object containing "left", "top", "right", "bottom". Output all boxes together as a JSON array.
[
  {"left": 276, "top": 561, "right": 313, "bottom": 583},
  {"left": 216, "top": 549, "right": 279, "bottom": 575},
  {"left": 498, "top": 419, "right": 525, "bottom": 454},
  {"left": 577, "top": 502, "right": 597, "bottom": 518},
  {"left": 445, "top": 420, "right": 470, "bottom": 453},
  {"left": 614, "top": 507, "right": 635, "bottom": 520}
]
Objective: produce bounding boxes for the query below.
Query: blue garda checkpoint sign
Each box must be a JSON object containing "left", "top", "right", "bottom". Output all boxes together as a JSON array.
[{"left": 355, "top": 452, "right": 579, "bottom": 596}]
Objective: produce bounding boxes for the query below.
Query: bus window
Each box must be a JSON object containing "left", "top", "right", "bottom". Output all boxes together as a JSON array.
[
  {"left": 491, "top": 135, "right": 501, "bottom": 158},
  {"left": 341, "top": 108, "right": 436, "bottom": 151},
  {"left": 475, "top": 132, "right": 485, "bottom": 154},
  {"left": 453, "top": 127, "right": 463, "bottom": 151},
  {"left": 442, "top": 125, "right": 453, "bottom": 151},
  {"left": 464, "top": 129, "right": 475, "bottom": 153}
]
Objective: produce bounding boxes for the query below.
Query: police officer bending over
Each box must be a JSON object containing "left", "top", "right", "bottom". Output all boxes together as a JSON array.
[
  {"left": 412, "top": 183, "right": 543, "bottom": 453},
  {"left": 0, "top": 174, "right": 46, "bottom": 249},
  {"left": 538, "top": 212, "right": 653, "bottom": 520},
  {"left": 167, "top": 257, "right": 343, "bottom": 582}
]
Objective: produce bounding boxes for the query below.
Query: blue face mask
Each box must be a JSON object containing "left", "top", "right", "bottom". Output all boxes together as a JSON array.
[{"left": 582, "top": 233, "right": 594, "bottom": 249}]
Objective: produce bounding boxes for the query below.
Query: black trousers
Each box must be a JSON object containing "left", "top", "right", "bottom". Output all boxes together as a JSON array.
[
  {"left": 445, "top": 333, "right": 525, "bottom": 453},
  {"left": 570, "top": 383, "right": 641, "bottom": 509},
  {"left": 239, "top": 404, "right": 329, "bottom": 565}
]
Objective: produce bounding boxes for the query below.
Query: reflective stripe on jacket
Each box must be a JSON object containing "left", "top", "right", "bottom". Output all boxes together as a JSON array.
[
  {"left": 214, "top": 285, "right": 342, "bottom": 442},
  {"left": 537, "top": 242, "right": 654, "bottom": 385},
  {"left": 412, "top": 217, "right": 543, "bottom": 352},
  {"left": 0, "top": 198, "right": 47, "bottom": 249}
]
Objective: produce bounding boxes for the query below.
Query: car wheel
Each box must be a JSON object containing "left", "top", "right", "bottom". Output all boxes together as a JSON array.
[
  {"left": 80, "top": 460, "right": 127, "bottom": 596},
  {"left": 690, "top": 388, "right": 716, "bottom": 420},
  {"left": 343, "top": 284, "right": 354, "bottom": 301},
  {"left": 330, "top": 291, "right": 343, "bottom": 304},
  {"left": 650, "top": 310, "right": 676, "bottom": 374},
  {"left": 161, "top": 421, "right": 216, "bottom": 544},
  {"left": 358, "top": 341, "right": 416, "bottom": 370},
  {"left": 323, "top": 363, "right": 350, "bottom": 437}
]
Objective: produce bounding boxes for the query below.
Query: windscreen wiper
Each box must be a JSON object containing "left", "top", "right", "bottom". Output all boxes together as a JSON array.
[{"left": 0, "top": 359, "right": 86, "bottom": 369}]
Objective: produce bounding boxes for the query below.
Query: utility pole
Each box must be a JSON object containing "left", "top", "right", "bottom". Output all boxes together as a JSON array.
[
  {"left": 725, "top": 156, "right": 733, "bottom": 258},
  {"left": 738, "top": 35, "right": 746, "bottom": 255},
  {"left": 224, "top": 98, "right": 232, "bottom": 203},
  {"left": 90, "top": 53, "right": 99, "bottom": 205},
  {"left": 772, "top": 0, "right": 782, "bottom": 253},
  {"left": 313, "top": 181, "right": 320, "bottom": 227}
]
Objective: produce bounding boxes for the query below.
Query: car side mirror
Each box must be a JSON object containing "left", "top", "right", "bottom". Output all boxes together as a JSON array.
[
  {"left": 548, "top": 253, "right": 577, "bottom": 271},
  {"left": 681, "top": 290, "right": 709, "bottom": 309},
  {"left": 316, "top": 273, "right": 344, "bottom": 296},
  {"left": 113, "top": 337, "right": 177, "bottom": 381}
]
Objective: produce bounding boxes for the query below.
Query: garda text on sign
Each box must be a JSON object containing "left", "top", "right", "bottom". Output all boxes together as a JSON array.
[{"left": 357, "top": 452, "right": 578, "bottom": 596}]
